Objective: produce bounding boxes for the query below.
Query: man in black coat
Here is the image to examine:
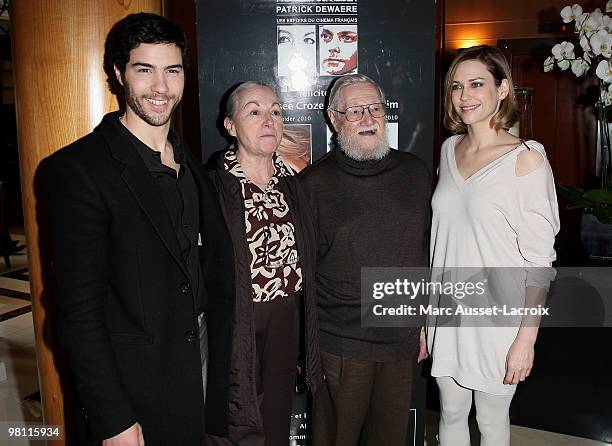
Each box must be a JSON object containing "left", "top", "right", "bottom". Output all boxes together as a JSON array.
[{"left": 45, "top": 13, "right": 234, "bottom": 446}]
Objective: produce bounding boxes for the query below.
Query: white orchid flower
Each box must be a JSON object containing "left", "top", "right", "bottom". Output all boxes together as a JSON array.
[
  {"left": 601, "top": 89, "right": 609, "bottom": 106},
  {"left": 608, "top": 82, "right": 612, "bottom": 94},
  {"left": 552, "top": 41, "right": 576, "bottom": 60},
  {"left": 561, "top": 4, "right": 583, "bottom": 22},
  {"left": 583, "top": 9, "right": 604, "bottom": 34},
  {"left": 558, "top": 59, "right": 571, "bottom": 70},
  {"left": 607, "top": 0, "right": 612, "bottom": 13},
  {"left": 580, "top": 33, "right": 593, "bottom": 55},
  {"left": 576, "top": 12, "right": 589, "bottom": 32},
  {"left": 600, "top": 14, "right": 612, "bottom": 32},
  {"left": 596, "top": 59, "right": 612, "bottom": 82},
  {"left": 544, "top": 56, "right": 555, "bottom": 72},
  {"left": 571, "top": 58, "right": 590, "bottom": 76},
  {"left": 601, "top": 87, "right": 612, "bottom": 106},
  {"left": 590, "top": 29, "right": 612, "bottom": 57}
]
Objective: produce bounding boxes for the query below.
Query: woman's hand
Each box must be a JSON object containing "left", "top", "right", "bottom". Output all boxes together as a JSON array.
[
  {"left": 417, "top": 327, "right": 428, "bottom": 363},
  {"left": 504, "top": 337, "right": 535, "bottom": 385}
]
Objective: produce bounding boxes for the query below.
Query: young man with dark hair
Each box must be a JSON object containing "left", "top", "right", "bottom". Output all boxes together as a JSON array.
[{"left": 46, "top": 13, "right": 234, "bottom": 446}]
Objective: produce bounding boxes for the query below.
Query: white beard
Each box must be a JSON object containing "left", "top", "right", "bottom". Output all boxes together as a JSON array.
[{"left": 337, "top": 125, "right": 390, "bottom": 161}]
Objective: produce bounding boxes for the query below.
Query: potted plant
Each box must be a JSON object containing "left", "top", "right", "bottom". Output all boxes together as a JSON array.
[{"left": 544, "top": 2, "right": 612, "bottom": 258}]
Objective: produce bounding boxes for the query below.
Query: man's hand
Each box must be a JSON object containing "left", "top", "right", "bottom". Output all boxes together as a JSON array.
[
  {"left": 417, "top": 327, "right": 428, "bottom": 363},
  {"left": 102, "top": 423, "right": 144, "bottom": 446}
]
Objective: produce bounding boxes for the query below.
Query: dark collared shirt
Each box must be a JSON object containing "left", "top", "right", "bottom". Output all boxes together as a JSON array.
[{"left": 119, "top": 118, "right": 205, "bottom": 313}]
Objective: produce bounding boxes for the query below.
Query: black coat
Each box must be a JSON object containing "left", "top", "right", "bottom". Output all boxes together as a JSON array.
[
  {"left": 207, "top": 152, "right": 323, "bottom": 428},
  {"left": 45, "top": 112, "right": 235, "bottom": 445}
]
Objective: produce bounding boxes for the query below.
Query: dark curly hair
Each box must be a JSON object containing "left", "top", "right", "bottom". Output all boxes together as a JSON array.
[{"left": 103, "top": 13, "right": 189, "bottom": 99}]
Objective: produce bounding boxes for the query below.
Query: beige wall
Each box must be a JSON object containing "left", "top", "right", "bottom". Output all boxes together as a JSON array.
[{"left": 445, "top": 0, "right": 603, "bottom": 50}]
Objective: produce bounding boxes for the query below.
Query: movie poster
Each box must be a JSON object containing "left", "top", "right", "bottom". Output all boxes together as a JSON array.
[
  {"left": 197, "top": 0, "right": 435, "bottom": 170},
  {"left": 197, "top": 0, "right": 435, "bottom": 444}
]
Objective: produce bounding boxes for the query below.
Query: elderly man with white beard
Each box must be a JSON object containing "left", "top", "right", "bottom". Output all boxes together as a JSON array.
[{"left": 300, "top": 74, "right": 431, "bottom": 446}]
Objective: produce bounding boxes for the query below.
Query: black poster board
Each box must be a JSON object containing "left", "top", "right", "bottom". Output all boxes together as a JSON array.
[{"left": 196, "top": 0, "right": 435, "bottom": 170}]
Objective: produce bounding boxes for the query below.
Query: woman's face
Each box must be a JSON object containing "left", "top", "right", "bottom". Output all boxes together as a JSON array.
[
  {"left": 450, "top": 59, "right": 508, "bottom": 129},
  {"left": 277, "top": 25, "right": 316, "bottom": 77},
  {"left": 224, "top": 85, "right": 284, "bottom": 158},
  {"left": 319, "top": 25, "right": 358, "bottom": 75}
]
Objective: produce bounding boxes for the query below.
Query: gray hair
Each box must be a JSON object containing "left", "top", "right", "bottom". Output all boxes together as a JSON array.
[
  {"left": 226, "top": 81, "right": 278, "bottom": 118},
  {"left": 327, "top": 74, "right": 386, "bottom": 111}
]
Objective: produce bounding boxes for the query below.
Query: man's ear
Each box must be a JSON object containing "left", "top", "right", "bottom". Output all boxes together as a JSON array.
[
  {"left": 114, "top": 65, "right": 124, "bottom": 87},
  {"left": 224, "top": 117, "right": 236, "bottom": 137},
  {"left": 327, "top": 109, "right": 339, "bottom": 133}
]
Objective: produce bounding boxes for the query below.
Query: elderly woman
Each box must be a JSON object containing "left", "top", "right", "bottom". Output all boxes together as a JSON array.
[
  {"left": 428, "top": 45, "right": 559, "bottom": 446},
  {"left": 206, "top": 81, "right": 323, "bottom": 446}
]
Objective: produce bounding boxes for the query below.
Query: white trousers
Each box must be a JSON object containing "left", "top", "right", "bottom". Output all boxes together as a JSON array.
[{"left": 436, "top": 376, "right": 514, "bottom": 446}]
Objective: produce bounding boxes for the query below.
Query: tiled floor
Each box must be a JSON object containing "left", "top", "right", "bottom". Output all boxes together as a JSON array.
[
  {"left": 423, "top": 410, "right": 612, "bottom": 445},
  {"left": 0, "top": 231, "right": 610, "bottom": 445},
  {"left": 0, "top": 234, "right": 44, "bottom": 446}
]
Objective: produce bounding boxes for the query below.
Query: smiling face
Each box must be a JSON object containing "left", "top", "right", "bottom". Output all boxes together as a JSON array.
[
  {"left": 116, "top": 43, "right": 184, "bottom": 127},
  {"left": 329, "top": 82, "right": 389, "bottom": 161},
  {"left": 450, "top": 59, "right": 509, "bottom": 130},
  {"left": 319, "top": 25, "right": 358, "bottom": 75},
  {"left": 224, "top": 85, "right": 284, "bottom": 158}
]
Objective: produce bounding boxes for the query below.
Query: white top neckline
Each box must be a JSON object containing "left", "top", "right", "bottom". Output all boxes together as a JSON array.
[{"left": 449, "top": 135, "right": 540, "bottom": 186}]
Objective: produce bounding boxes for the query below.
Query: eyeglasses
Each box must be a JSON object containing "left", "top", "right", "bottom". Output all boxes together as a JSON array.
[{"left": 331, "top": 103, "right": 386, "bottom": 122}]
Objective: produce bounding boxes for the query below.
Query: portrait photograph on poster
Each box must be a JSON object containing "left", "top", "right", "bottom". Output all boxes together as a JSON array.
[
  {"left": 318, "top": 24, "right": 358, "bottom": 76},
  {"left": 278, "top": 124, "right": 312, "bottom": 172},
  {"left": 277, "top": 25, "right": 317, "bottom": 90}
]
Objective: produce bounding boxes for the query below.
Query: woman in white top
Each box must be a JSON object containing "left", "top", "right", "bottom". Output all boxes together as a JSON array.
[{"left": 428, "top": 45, "right": 560, "bottom": 446}]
